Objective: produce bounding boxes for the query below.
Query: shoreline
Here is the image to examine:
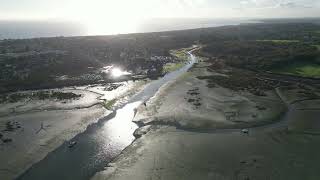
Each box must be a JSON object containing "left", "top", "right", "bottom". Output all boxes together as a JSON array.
[
  {"left": 13, "top": 46, "right": 198, "bottom": 180},
  {"left": 92, "top": 52, "right": 320, "bottom": 180},
  {"left": 0, "top": 80, "right": 147, "bottom": 180}
]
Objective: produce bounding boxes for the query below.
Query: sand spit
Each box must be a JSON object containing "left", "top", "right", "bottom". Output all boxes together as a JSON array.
[
  {"left": 93, "top": 125, "right": 320, "bottom": 180},
  {"left": 0, "top": 81, "right": 146, "bottom": 180},
  {"left": 93, "top": 55, "right": 320, "bottom": 180},
  {"left": 133, "top": 60, "right": 287, "bottom": 130}
]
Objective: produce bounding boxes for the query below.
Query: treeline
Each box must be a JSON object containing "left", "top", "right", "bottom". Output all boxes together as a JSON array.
[
  {"left": 201, "top": 41, "right": 319, "bottom": 70},
  {"left": 197, "top": 23, "right": 320, "bottom": 43},
  {"left": 0, "top": 33, "right": 194, "bottom": 93},
  {"left": 1, "top": 21, "right": 320, "bottom": 93}
]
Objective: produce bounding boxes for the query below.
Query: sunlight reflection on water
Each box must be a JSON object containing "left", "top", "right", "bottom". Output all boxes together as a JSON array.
[
  {"left": 16, "top": 50, "right": 197, "bottom": 180},
  {"left": 101, "top": 101, "right": 141, "bottom": 147},
  {"left": 111, "top": 67, "right": 131, "bottom": 78},
  {"left": 102, "top": 65, "right": 131, "bottom": 78}
]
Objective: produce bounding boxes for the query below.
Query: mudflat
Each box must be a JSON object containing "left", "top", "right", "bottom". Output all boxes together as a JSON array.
[{"left": 93, "top": 53, "right": 320, "bottom": 180}]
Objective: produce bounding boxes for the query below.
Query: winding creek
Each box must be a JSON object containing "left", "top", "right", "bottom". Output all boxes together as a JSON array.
[
  {"left": 16, "top": 49, "right": 319, "bottom": 180},
  {"left": 17, "top": 52, "right": 197, "bottom": 180}
]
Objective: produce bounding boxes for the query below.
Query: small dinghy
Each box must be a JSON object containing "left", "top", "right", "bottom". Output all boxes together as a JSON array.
[
  {"left": 68, "top": 141, "right": 77, "bottom": 148},
  {"left": 241, "top": 129, "right": 249, "bottom": 134}
]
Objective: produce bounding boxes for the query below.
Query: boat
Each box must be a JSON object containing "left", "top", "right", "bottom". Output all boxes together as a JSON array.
[{"left": 68, "top": 141, "right": 77, "bottom": 148}]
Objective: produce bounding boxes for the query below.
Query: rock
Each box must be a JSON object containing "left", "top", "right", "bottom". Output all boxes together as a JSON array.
[
  {"left": 104, "top": 84, "right": 123, "bottom": 91},
  {"left": 4, "top": 121, "right": 21, "bottom": 131},
  {"left": 2, "top": 138, "right": 12, "bottom": 143},
  {"left": 256, "top": 106, "right": 267, "bottom": 111},
  {"left": 190, "top": 92, "right": 200, "bottom": 96},
  {"left": 0, "top": 133, "right": 3, "bottom": 138},
  {"left": 133, "top": 125, "right": 152, "bottom": 138},
  {"left": 5, "top": 122, "right": 14, "bottom": 131}
]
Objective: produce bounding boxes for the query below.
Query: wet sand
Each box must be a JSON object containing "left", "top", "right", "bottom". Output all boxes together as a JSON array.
[
  {"left": 0, "top": 81, "right": 145, "bottom": 180},
  {"left": 0, "top": 105, "right": 107, "bottom": 180},
  {"left": 93, "top": 124, "right": 320, "bottom": 180},
  {"left": 133, "top": 60, "right": 287, "bottom": 130},
  {"left": 93, "top": 55, "right": 320, "bottom": 180},
  {"left": 15, "top": 48, "right": 198, "bottom": 180}
]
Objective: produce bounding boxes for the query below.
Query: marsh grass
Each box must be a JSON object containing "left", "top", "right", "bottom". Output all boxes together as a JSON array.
[
  {"left": 163, "top": 62, "right": 185, "bottom": 73},
  {"left": 162, "top": 48, "right": 190, "bottom": 74},
  {"left": 0, "top": 91, "right": 81, "bottom": 103},
  {"left": 103, "top": 99, "right": 117, "bottom": 110}
]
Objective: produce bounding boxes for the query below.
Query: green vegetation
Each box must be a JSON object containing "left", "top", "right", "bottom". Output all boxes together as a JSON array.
[
  {"left": 2, "top": 22, "right": 320, "bottom": 93},
  {"left": 0, "top": 91, "right": 81, "bottom": 104},
  {"left": 162, "top": 48, "right": 191, "bottom": 74},
  {"left": 0, "top": 93, "right": 28, "bottom": 103},
  {"left": 272, "top": 63, "right": 320, "bottom": 78},
  {"left": 170, "top": 49, "right": 189, "bottom": 61},
  {"left": 163, "top": 62, "right": 185, "bottom": 73},
  {"left": 256, "top": 40, "right": 300, "bottom": 43},
  {"left": 103, "top": 99, "right": 117, "bottom": 110},
  {"left": 201, "top": 41, "right": 319, "bottom": 70}
]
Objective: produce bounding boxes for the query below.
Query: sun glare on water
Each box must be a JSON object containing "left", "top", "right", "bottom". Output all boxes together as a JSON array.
[
  {"left": 63, "top": 0, "right": 149, "bottom": 35},
  {"left": 111, "top": 67, "right": 130, "bottom": 78}
]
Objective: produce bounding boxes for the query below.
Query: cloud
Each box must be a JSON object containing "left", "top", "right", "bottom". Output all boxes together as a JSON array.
[
  {"left": 278, "top": 1, "right": 312, "bottom": 8},
  {"left": 279, "top": 2, "right": 297, "bottom": 8},
  {"left": 237, "top": 0, "right": 316, "bottom": 9}
]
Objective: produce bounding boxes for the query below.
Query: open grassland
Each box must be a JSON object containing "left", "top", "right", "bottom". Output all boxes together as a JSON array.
[
  {"left": 256, "top": 40, "right": 300, "bottom": 43},
  {"left": 273, "top": 62, "right": 320, "bottom": 78}
]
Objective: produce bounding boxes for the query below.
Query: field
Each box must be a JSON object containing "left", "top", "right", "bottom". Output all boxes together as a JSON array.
[
  {"left": 272, "top": 62, "right": 320, "bottom": 78},
  {"left": 256, "top": 40, "right": 300, "bottom": 43}
]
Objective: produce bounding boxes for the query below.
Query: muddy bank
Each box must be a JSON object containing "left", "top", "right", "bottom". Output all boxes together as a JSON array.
[
  {"left": 133, "top": 59, "right": 287, "bottom": 131},
  {"left": 93, "top": 91, "right": 320, "bottom": 180},
  {"left": 0, "top": 80, "right": 147, "bottom": 180},
  {"left": 93, "top": 124, "right": 320, "bottom": 180},
  {"left": 10, "top": 48, "right": 199, "bottom": 180},
  {"left": 0, "top": 105, "right": 108, "bottom": 180},
  {"left": 0, "top": 89, "right": 101, "bottom": 117},
  {"left": 92, "top": 54, "right": 320, "bottom": 180}
]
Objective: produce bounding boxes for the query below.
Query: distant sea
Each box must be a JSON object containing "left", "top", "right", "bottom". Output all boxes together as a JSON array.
[{"left": 0, "top": 18, "right": 256, "bottom": 40}]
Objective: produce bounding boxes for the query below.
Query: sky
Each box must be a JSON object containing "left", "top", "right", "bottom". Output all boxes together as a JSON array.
[{"left": 0, "top": 0, "right": 319, "bottom": 34}]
